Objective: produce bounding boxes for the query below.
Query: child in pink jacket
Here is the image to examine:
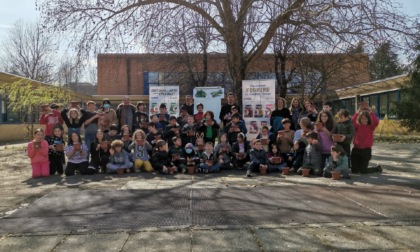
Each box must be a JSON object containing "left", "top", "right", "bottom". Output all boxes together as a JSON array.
[{"left": 27, "top": 129, "right": 50, "bottom": 178}]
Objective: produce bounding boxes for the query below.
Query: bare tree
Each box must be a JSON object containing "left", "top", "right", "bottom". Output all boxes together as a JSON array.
[
  {"left": 56, "top": 56, "right": 82, "bottom": 88},
  {"left": 39, "top": 0, "right": 417, "bottom": 102},
  {"left": 0, "top": 20, "right": 57, "bottom": 83}
]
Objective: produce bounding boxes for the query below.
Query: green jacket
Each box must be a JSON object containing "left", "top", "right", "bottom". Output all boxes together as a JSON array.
[{"left": 332, "top": 119, "right": 355, "bottom": 145}]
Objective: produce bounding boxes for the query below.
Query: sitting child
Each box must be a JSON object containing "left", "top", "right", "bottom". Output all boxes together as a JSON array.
[
  {"left": 246, "top": 139, "right": 269, "bottom": 177},
  {"left": 232, "top": 133, "right": 251, "bottom": 170},
  {"left": 226, "top": 114, "right": 247, "bottom": 145},
  {"left": 197, "top": 142, "right": 220, "bottom": 173},
  {"left": 151, "top": 140, "right": 177, "bottom": 174},
  {"left": 216, "top": 142, "right": 232, "bottom": 170},
  {"left": 267, "top": 143, "right": 287, "bottom": 173},
  {"left": 194, "top": 135, "right": 206, "bottom": 159},
  {"left": 105, "top": 124, "right": 119, "bottom": 143},
  {"left": 128, "top": 129, "right": 153, "bottom": 172},
  {"left": 323, "top": 145, "right": 350, "bottom": 179},
  {"left": 297, "top": 132, "right": 322, "bottom": 176},
  {"left": 106, "top": 139, "right": 133, "bottom": 174},
  {"left": 181, "top": 115, "right": 197, "bottom": 148},
  {"left": 88, "top": 129, "right": 110, "bottom": 173},
  {"left": 168, "top": 136, "right": 185, "bottom": 173}
]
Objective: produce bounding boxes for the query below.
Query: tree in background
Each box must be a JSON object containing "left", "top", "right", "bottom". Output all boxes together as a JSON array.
[
  {"left": 394, "top": 46, "right": 420, "bottom": 132},
  {"left": 39, "top": 0, "right": 417, "bottom": 102},
  {"left": 370, "top": 42, "right": 404, "bottom": 81},
  {"left": 0, "top": 20, "right": 57, "bottom": 83}
]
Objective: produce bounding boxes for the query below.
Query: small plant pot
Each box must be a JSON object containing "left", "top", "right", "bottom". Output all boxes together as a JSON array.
[
  {"left": 272, "top": 156, "right": 281, "bottom": 164},
  {"left": 282, "top": 167, "right": 289, "bottom": 175},
  {"left": 187, "top": 166, "right": 195, "bottom": 175},
  {"left": 169, "top": 166, "right": 177, "bottom": 174},
  {"left": 55, "top": 144, "right": 64, "bottom": 152},
  {"left": 259, "top": 165, "right": 267, "bottom": 175},
  {"left": 332, "top": 134, "right": 343, "bottom": 142},
  {"left": 117, "top": 168, "right": 125, "bottom": 175},
  {"left": 301, "top": 168, "right": 311, "bottom": 177},
  {"left": 331, "top": 171, "right": 341, "bottom": 180}
]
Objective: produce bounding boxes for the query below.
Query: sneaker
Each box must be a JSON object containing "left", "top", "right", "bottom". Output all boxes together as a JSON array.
[
  {"left": 376, "top": 165, "right": 383, "bottom": 173},
  {"left": 182, "top": 168, "right": 187, "bottom": 174},
  {"left": 246, "top": 171, "right": 252, "bottom": 177},
  {"left": 195, "top": 168, "right": 202, "bottom": 173}
]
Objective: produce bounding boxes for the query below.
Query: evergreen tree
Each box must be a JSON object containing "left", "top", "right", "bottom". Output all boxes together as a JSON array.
[
  {"left": 394, "top": 46, "right": 420, "bottom": 132},
  {"left": 370, "top": 42, "right": 403, "bottom": 81}
]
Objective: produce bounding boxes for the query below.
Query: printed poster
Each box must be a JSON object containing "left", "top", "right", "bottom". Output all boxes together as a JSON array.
[
  {"left": 242, "top": 79, "right": 276, "bottom": 140},
  {"left": 193, "top": 87, "right": 224, "bottom": 120},
  {"left": 149, "top": 86, "right": 180, "bottom": 116}
]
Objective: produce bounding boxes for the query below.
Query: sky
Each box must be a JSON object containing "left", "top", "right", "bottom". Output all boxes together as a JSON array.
[{"left": 0, "top": 0, "right": 419, "bottom": 56}]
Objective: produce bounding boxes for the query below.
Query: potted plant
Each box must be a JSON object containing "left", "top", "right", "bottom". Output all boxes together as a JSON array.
[
  {"left": 259, "top": 164, "right": 268, "bottom": 175},
  {"left": 331, "top": 171, "right": 341, "bottom": 180},
  {"left": 301, "top": 168, "right": 311, "bottom": 177},
  {"left": 281, "top": 167, "right": 289, "bottom": 175}
]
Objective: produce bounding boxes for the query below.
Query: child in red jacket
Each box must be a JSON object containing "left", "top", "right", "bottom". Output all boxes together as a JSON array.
[
  {"left": 351, "top": 105, "right": 382, "bottom": 174},
  {"left": 27, "top": 129, "right": 50, "bottom": 178}
]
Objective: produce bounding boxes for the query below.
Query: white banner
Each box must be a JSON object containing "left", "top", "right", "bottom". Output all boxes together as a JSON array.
[
  {"left": 193, "top": 87, "right": 224, "bottom": 120},
  {"left": 242, "top": 80, "right": 276, "bottom": 139},
  {"left": 149, "top": 86, "right": 180, "bottom": 116}
]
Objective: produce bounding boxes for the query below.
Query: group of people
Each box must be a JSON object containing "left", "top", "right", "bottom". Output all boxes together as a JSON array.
[{"left": 28, "top": 93, "right": 382, "bottom": 179}]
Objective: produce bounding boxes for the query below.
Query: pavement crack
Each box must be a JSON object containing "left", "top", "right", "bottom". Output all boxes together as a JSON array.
[{"left": 248, "top": 226, "right": 264, "bottom": 252}]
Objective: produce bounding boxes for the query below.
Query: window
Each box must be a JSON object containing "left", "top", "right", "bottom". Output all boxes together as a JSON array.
[{"left": 379, "top": 93, "right": 388, "bottom": 118}]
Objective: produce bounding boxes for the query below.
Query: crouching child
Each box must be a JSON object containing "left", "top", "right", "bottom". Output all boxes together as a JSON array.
[
  {"left": 297, "top": 132, "right": 322, "bottom": 176},
  {"left": 106, "top": 140, "right": 133, "bottom": 174},
  {"left": 323, "top": 145, "right": 350, "bottom": 179},
  {"left": 246, "top": 139, "right": 269, "bottom": 177},
  {"left": 197, "top": 142, "right": 220, "bottom": 173}
]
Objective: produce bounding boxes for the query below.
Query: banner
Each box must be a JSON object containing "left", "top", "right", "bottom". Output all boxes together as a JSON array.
[
  {"left": 193, "top": 87, "right": 224, "bottom": 120},
  {"left": 149, "top": 86, "right": 180, "bottom": 116},
  {"left": 242, "top": 80, "right": 276, "bottom": 139}
]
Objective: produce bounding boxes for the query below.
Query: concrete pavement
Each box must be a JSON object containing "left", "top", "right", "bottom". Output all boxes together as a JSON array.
[{"left": 1, "top": 143, "right": 420, "bottom": 251}]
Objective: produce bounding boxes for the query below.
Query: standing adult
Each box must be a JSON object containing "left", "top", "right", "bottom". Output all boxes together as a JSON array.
[
  {"left": 219, "top": 92, "right": 239, "bottom": 127},
  {"left": 39, "top": 103, "right": 63, "bottom": 137},
  {"left": 289, "top": 98, "right": 303, "bottom": 130},
  {"left": 116, "top": 96, "right": 136, "bottom": 133},
  {"left": 298, "top": 99, "right": 318, "bottom": 123},
  {"left": 83, "top": 101, "right": 100, "bottom": 150},
  {"left": 270, "top": 97, "right": 292, "bottom": 133},
  {"left": 98, "top": 98, "right": 118, "bottom": 133},
  {"left": 182, "top": 95, "right": 194, "bottom": 116}
]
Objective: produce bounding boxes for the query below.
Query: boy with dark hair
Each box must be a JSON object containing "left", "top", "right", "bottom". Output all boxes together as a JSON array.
[
  {"left": 168, "top": 136, "right": 185, "bottom": 172},
  {"left": 165, "top": 116, "right": 181, "bottom": 148},
  {"left": 297, "top": 132, "right": 323, "bottom": 176},
  {"left": 181, "top": 115, "right": 197, "bottom": 147},
  {"left": 146, "top": 122, "right": 163, "bottom": 147},
  {"left": 197, "top": 142, "right": 220, "bottom": 173},
  {"left": 156, "top": 103, "right": 170, "bottom": 126},
  {"left": 150, "top": 114, "right": 163, "bottom": 130},
  {"left": 105, "top": 124, "right": 119, "bottom": 142},
  {"left": 177, "top": 105, "right": 189, "bottom": 128},
  {"left": 226, "top": 114, "right": 247, "bottom": 145},
  {"left": 322, "top": 101, "right": 333, "bottom": 112},
  {"left": 246, "top": 139, "right": 269, "bottom": 177}
]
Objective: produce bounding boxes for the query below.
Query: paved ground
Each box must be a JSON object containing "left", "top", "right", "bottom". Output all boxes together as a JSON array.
[{"left": 0, "top": 142, "right": 420, "bottom": 251}]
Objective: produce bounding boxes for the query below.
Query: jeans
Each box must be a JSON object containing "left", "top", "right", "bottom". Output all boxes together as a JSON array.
[{"left": 351, "top": 147, "right": 377, "bottom": 174}]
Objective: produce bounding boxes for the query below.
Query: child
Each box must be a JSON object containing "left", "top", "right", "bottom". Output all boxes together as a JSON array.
[
  {"left": 183, "top": 143, "right": 198, "bottom": 171},
  {"left": 151, "top": 140, "right": 177, "bottom": 174},
  {"left": 61, "top": 105, "right": 87, "bottom": 140},
  {"left": 106, "top": 139, "right": 134, "bottom": 174},
  {"left": 276, "top": 118, "right": 295, "bottom": 167},
  {"left": 351, "top": 107, "right": 381, "bottom": 174},
  {"left": 194, "top": 135, "right": 206, "bottom": 159},
  {"left": 88, "top": 129, "right": 110, "bottom": 173},
  {"left": 246, "top": 139, "right": 269, "bottom": 177},
  {"left": 168, "top": 136, "right": 185, "bottom": 173},
  {"left": 315, "top": 111, "right": 335, "bottom": 169},
  {"left": 65, "top": 132, "right": 94, "bottom": 176},
  {"left": 197, "top": 111, "right": 220, "bottom": 144},
  {"left": 232, "top": 133, "right": 251, "bottom": 170},
  {"left": 177, "top": 105, "right": 189, "bottom": 128},
  {"left": 226, "top": 114, "right": 247, "bottom": 145},
  {"left": 128, "top": 129, "right": 153, "bottom": 173},
  {"left": 146, "top": 122, "right": 163, "bottom": 148},
  {"left": 297, "top": 132, "right": 322, "bottom": 176},
  {"left": 181, "top": 115, "right": 197, "bottom": 147},
  {"left": 150, "top": 114, "right": 164, "bottom": 130},
  {"left": 197, "top": 142, "right": 220, "bottom": 173},
  {"left": 256, "top": 125, "right": 275, "bottom": 152},
  {"left": 27, "top": 128, "right": 49, "bottom": 178},
  {"left": 332, "top": 109, "right": 355, "bottom": 167},
  {"left": 83, "top": 101, "right": 100, "bottom": 150},
  {"left": 39, "top": 103, "right": 63, "bottom": 137},
  {"left": 134, "top": 101, "right": 149, "bottom": 133},
  {"left": 194, "top": 103, "right": 204, "bottom": 124},
  {"left": 119, "top": 124, "right": 132, "bottom": 152},
  {"left": 164, "top": 116, "right": 181, "bottom": 148},
  {"left": 267, "top": 143, "right": 287, "bottom": 173},
  {"left": 45, "top": 124, "right": 65, "bottom": 175},
  {"left": 323, "top": 145, "right": 350, "bottom": 179},
  {"left": 105, "top": 124, "right": 119, "bottom": 143},
  {"left": 290, "top": 117, "right": 312, "bottom": 172},
  {"left": 214, "top": 133, "right": 232, "bottom": 154},
  {"left": 156, "top": 103, "right": 170, "bottom": 126},
  {"left": 216, "top": 142, "right": 232, "bottom": 170}
]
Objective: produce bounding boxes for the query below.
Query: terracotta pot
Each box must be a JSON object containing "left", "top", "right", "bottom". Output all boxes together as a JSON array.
[
  {"left": 117, "top": 168, "right": 125, "bottom": 175},
  {"left": 73, "top": 143, "right": 81, "bottom": 151},
  {"left": 236, "top": 152, "right": 246, "bottom": 160},
  {"left": 282, "top": 167, "right": 289, "bottom": 175},
  {"left": 331, "top": 171, "right": 341, "bottom": 180},
  {"left": 55, "top": 144, "right": 64, "bottom": 152},
  {"left": 206, "top": 160, "right": 214, "bottom": 167},
  {"left": 259, "top": 165, "right": 267, "bottom": 175},
  {"left": 169, "top": 166, "right": 177, "bottom": 174},
  {"left": 188, "top": 166, "right": 195, "bottom": 175},
  {"left": 272, "top": 156, "right": 281, "bottom": 164},
  {"left": 260, "top": 139, "right": 269, "bottom": 145},
  {"left": 315, "top": 122, "right": 324, "bottom": 131},
  {"left": 332, "top": 134, "right": 343, "bottom": 142},
  {"left": 100, "top": 141, "right": 109, "bottom": 149},
  {"left": 187, "top": 130, "right": 195, "bottom": 137},
  {"left": 301, "top": 168, "right": 311, "bottom": 177}
]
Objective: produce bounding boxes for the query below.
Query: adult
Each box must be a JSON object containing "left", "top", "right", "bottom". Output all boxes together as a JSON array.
[
  {"left": 39, "top": 103, "right": 63, "bottom": 137},
  {"left": 98, "top": 98, "right": 118, "bottom": 133},
  {"left": 351, "top": 105, "right": 382, "bottom": 174},
  {"left": 182, "top": 95, "right": 194, "bottom": 116},
  {"left": 116, "top": 96, "right": 137, "bottom": 133},
  {"left": 298, "top": 99, "right": 318, "bottom": 123},
  {"left": 289, "top": 98, "right": 303, "bottom": 131},
  {"left": 198, "top": 111, "right": 220, "bottom": 144},
  {"left": 83, "top": 101, "right": 101, "bottom": 150},
  {"left": 270, "top": 97, "right": 292, "bottom": 133},
  {"left": 219, "top": 92, "right": 239, "bottom": 127}
]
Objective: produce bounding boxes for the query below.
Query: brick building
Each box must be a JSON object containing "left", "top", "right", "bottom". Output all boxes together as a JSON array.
[{"left": 97, "top": 53, "right": 370, "bottom": 97}]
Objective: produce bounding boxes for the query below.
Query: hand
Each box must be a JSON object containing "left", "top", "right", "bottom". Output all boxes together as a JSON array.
[
  {"left": 97, "top": 144, "right": 101, "bottom": 150},
  {"left": 224, "top": 113, "right": 231, "bottom": 120},
  {"left": 109, "top": 148, "right": 115, "bottom": 155}
]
